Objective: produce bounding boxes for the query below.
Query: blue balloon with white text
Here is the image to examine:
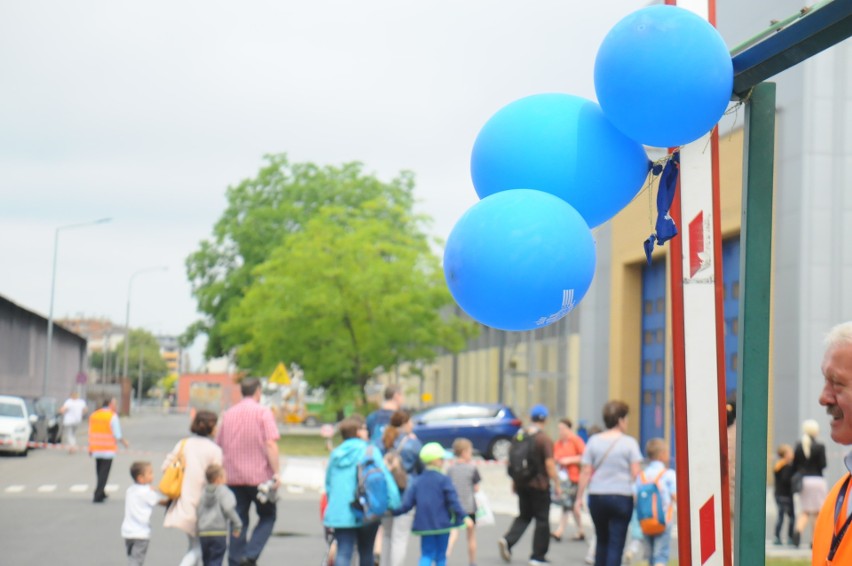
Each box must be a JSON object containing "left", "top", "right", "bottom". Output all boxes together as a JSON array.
[
  {"left": 594, "top": 5, "right": 733, "bottom": 147},
  {"left": 470, "top": 93, "right": 649, "bottom": 228},
  {"left": 443, "top": 189, "right": 596, "bottom": 332}
]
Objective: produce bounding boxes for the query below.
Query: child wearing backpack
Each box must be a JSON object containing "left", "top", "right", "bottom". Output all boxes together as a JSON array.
[
  {"left": 324, "top": 417, "right": 401, "bottom": 566},
  {"left": 635, "top": 438, "right": 677, "bottom": 566},
  {"left": 393, "top": 442, "right": 473, "bottom": 566}
]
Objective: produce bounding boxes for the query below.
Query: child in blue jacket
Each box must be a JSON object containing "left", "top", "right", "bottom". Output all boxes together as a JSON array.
[{"left": 394, "top": 442, "right": 473, "bottom": 566}]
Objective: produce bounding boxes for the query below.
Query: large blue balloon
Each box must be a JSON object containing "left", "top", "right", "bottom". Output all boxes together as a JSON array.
[
  {"left": 594, "top": 5, "right": 733, "bottom": 148},
  {"left": 470, "top": 93, "right": 649, "bottom": 228},
  {"left": 443, "top": 189, "right": 596, "bottom": 331}
]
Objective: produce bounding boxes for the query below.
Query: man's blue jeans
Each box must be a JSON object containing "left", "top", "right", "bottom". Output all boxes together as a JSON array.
[{"left": 228, "top": 485, "right": 277, "bottom": 566}]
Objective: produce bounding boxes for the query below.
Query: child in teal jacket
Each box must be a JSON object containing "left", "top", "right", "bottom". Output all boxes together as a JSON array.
[{"left": 324, "top": 417, "right": 401, "bottom": 565}]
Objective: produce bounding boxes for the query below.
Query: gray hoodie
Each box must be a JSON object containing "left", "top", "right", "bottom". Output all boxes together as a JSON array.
[{"left": 197, "top": 484, "right": 243, "bottom": 536}]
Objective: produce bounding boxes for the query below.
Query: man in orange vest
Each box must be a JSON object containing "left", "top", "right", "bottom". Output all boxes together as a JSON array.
[
  {"left": 813, "top": 322, "right": 852, "bottom": 565},
  {"left": 88, "top": 398, "right": 129, "bottom": 503}
]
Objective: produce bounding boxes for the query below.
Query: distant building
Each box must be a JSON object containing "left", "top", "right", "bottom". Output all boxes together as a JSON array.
[
  {"left": 157, "top": 335, "right": 182, "bottom": 375},
  {"left": 1, "top": 294, "right": 87, "bottom": 399},
  {"left": 57, "top": 317, "right": 126, "bottom": 353},
  {"left": 177, "top": 373, "right": 241, "bottom": 412}
]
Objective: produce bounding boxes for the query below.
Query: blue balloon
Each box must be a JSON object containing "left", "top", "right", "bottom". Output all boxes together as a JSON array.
[
  {"left": 443, "top": 189, "right": 596, "bottom": 332},
  {"left": 594, "top": 5, "right": 733, "bottom": 148},
  {"left": 470, "top": 93, "right": 649, "bottom": 228}
]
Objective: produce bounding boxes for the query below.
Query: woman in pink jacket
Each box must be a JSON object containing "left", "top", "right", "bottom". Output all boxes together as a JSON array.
[{"left": 163, "top": 410, "right": 223, "bottom": 566}]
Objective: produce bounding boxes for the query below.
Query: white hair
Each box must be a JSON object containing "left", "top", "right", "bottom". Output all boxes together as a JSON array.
[
  {"left": 802, "top": 419, "right": 819, "bottom": 458},
  {"left": 825, "top": 322, "right": 852, "bottom": 349}
]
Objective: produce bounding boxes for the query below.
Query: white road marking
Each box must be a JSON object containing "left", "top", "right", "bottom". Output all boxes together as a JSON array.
[
  {"left": 70, "top": 484, "right": 88, "bottom": 493},
  {"left": 105, "top": 484, "right": 119, "bottom": 493},
  {"left": 5, "top": 485, "right": 25, "bottom": 493},
  {"left": 37, "top": 484, "right": 57, "bottom": 493}
]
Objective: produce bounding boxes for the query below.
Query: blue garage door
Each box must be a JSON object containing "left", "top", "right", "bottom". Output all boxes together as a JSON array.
[
  {"left": 722, "top": 238, "right": 740, "bottom": 395},
  {"left": 640, "top": 258, "right": 667, "bottom": 450}
]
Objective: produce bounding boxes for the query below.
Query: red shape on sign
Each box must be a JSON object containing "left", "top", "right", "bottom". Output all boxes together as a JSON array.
[
  {"left": 689, "top": 211, "right": 705, "bottom": 278},
  {"left": 699, "top": 495, "right": 716, "bottom": 564}
]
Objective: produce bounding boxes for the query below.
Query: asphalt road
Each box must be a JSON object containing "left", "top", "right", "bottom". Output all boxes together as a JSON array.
[{"left": 0, "top": 413, "right": 592, "bottom": 565}]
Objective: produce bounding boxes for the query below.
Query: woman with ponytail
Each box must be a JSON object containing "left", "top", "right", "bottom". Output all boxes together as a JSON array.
[{"left": 792, "top": 419, "right": 827, "bottom": 547}]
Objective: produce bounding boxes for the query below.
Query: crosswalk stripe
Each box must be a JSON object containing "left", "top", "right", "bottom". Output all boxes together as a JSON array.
[
  {"left": 5, "top": 485, "right": 25, "bottom": 493},
  {"left": 37, "top": 485, "right": 57, "bottom": 493},
  {"left": 105, "top": 484, "right": 119, "bottom": 493},
  {"left": 69, "top": 484, "right": 88, "bottom": 493}
]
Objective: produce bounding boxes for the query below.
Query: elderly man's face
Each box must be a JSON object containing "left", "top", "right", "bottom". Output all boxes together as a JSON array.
[{"left": 819, "top": 341, "right": 852, "bottom": 445}]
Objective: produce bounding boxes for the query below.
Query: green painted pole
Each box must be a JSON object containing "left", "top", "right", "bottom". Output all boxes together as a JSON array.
[{"left": 734, "top": 81, "right": 776, "bottom": 566}]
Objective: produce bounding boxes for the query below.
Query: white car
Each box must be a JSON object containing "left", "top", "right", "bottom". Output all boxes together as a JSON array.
[{"left": 0, "top": 395, "right": 33, "bottom": 456}]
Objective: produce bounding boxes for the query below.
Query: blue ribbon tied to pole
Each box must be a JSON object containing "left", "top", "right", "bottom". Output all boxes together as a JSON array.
[{"left": 643, "top": 151, "right": 680, "bottom": 265}]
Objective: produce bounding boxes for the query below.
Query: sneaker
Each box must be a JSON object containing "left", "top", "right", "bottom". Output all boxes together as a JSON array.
[
  {"left": 529, "top": 559, "right": 551, "bottom": 565},
  {"left": 773, "top": 537, "right": 783, "bottom": 546},
  {"left": 498, "top": 538, "right": 512, "bottom": 562}
]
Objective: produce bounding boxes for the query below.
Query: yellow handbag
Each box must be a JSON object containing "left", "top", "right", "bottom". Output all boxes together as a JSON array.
[{"left": 159, "top": 439, "right": 186, "bottom": 499}]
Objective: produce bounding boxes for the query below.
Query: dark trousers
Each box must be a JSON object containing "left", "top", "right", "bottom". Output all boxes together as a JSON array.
[
  {"left": 588, "top": 494, "right": 633, "bottom": 566},
  {"left": 228, "top": 485, "right": 277, "bottom": 566},
  {"left": 774, "top": 495, "right": 795, "bottom": 542},
  {"left": 503, "top": 487, "right": 551, "bottom": 561},
  {"left": 333, "top": 522, "right": 380, "bottom": 566},
  {"left": 94, "top": 458, "right": 113, "bottom": 502},
  {"left": 201, "top": 536, "right": 227, "bottom": 566}
]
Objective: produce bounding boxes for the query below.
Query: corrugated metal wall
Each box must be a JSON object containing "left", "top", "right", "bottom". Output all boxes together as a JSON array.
[{"left": 0, "top": 295, "right": 86, "bottom": 399}]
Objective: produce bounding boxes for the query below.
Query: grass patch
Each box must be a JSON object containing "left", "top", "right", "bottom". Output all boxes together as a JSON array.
[{"left": 278, "top": 433, "right": 339, "bottom": 457}]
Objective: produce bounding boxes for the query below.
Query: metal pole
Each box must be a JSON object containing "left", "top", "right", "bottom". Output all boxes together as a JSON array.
[
  {"left": 122, "top": 266, "right": 168, "bottom": 388},
  {"left": 42, "top": 218, "right": 111, "bottom": 397},
  {"left": 102, "top": 333, "right": 108, "bottom": 382},
  {"left": 735, "top": 81, "right": 776, "bottom": 566},
  {"left": 122, "top": 278, "right": 133, "bottom": 384},
  {"left": 137, "top": 343, "right": 144, "bottom": 408},
  {"left": 43, "top": 228, "right": 60, "bottom": 397}
]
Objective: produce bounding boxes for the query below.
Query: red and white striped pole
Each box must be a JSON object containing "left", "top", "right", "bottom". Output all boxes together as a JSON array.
[{"left": 666, "top": 1, "right": 732, "bottom": 565}]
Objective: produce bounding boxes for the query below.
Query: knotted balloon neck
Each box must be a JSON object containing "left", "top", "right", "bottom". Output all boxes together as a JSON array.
[{"left": 644, "top": 151, "right": 680, "bottom": 265}]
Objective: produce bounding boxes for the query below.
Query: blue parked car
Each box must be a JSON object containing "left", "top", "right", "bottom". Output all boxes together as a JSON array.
[{"left": 411, "top": 403, "right": 521, "bottom": 461}]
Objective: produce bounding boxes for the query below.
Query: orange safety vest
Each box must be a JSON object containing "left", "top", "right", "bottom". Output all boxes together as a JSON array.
[
  {"left": 813, "top": 473, "right": 852, "bottom": 566},
  {"left": 88, "top": 408, "right": 117, "bottom": 454}
]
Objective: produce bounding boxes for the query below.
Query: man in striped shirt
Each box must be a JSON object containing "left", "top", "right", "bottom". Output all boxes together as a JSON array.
[{"left": 217, "top": 378, "right": 281, "bottom": 566}]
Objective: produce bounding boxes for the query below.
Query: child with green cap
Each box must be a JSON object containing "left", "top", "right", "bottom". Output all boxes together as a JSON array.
[{"left": 393, "top": 442, "right": 474, "bottom": 566}]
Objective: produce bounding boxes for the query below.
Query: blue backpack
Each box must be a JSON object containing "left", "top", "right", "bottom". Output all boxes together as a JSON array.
[
  {"left": 636, "top": 469, "right": 668, "bottom": 536},
  {"left": 352, "top": 446, "right": 389, "bottom": 523}
]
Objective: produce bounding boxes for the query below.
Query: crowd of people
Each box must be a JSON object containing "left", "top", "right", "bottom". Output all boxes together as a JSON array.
[
  {"left": 76, "top": 319, "right": 852, "bottom": 565},
  {"left": 322, "top": 387, "right": 684, "bottom": 566},
  {"left": 91, "top": 377, "right": 279, "bottom": 566}
]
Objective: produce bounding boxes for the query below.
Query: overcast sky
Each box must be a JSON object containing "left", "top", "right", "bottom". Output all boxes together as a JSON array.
[{"left": 1, "top": 0, "right": 658, "bottom": 367}]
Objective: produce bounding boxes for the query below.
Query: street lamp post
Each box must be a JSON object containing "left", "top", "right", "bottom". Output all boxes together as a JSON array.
[
  {"left": 122, "top": 266, "right": 168, "bottom": 410},
  {"left": 43, "top": 218, "right": 111, "bottom": 397}
]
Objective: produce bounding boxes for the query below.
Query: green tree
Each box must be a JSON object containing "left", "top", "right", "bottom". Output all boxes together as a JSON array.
[
  {"left": 222, "top": 201, "right": 472, "bottom": 401},
  {"left": 113, "top": 329, "right": 169, "bottom": 398},
  {"left": 184, "top": 154, "right": 418, "bottom": 358}
]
